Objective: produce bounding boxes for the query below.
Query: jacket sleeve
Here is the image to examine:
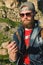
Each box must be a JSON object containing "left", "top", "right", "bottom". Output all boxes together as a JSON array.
[
  {"left": 13, "top": 32, "right": 22, "bottom": 63},
  {"left": 13, "top": 32, "right": 19, "bottom": 46}
]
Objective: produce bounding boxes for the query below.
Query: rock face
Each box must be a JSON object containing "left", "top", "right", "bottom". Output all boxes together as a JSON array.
[
  {"left": 0, "top": 23, "right": 9, "bottom": 31},
  {"left": 3, "top": 0, "right": 18, "bottom": 8},
  {"left": 0, "top": 21, "right": 18, "bottom": 65},
  {"left": 0, "top": 0, "right": 20, "bottom": 22},
  {"left": 0, "top": 0, "right": 43, "bottom": 22},
  {"left": 0, "top": 49, "right": 7, "bottom": 55},
  {"left": 0, "top": 42, "right": 9, "bottom": 55},
  {"left": 39, "top": 17, "right": 43, "bottom": 28},
  {"left": 0, "top": 0, "right": 43, "bottom": 65}
]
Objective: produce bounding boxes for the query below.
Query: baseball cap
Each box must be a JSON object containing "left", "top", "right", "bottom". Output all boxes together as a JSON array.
[{"left": 19, "top": 1, "right": 36, "bottom": 13}]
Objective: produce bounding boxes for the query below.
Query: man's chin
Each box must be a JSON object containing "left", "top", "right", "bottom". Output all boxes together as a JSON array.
[{"left": 23, "top": 23, "right": 33, "bottom": 28}]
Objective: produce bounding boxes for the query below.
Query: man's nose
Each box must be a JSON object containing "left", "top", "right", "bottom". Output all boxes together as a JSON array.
[{"left": 24, "top": 14, "right": 27, "bottom": 18}]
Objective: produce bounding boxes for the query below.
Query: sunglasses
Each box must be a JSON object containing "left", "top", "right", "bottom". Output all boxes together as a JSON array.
[{"left": 20, "top": 12, "right": 33, "bottom": 17}]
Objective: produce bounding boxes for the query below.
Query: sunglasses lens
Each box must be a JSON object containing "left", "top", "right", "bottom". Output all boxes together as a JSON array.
[
  {"left": 20, "top": 14, "right": 24, "bottom": 17},
  {"left": 26, "top": 13, "right": 32, "bottom": 17},
  {"left": 20, "top": 13, "right": 33, "bottom": 17}
]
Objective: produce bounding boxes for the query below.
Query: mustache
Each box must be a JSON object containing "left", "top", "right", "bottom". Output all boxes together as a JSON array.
[{"left": 24, "top": 19, "right": 30, "bottom": 21}]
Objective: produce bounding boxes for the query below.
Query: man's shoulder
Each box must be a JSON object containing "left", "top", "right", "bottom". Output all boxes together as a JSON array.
[
  {"left": 34, "top": 20, "right": 39, "bottom": 26},
  {"left": 18, "top": 25, "right": 24, "bottom": 30},
  {"left": 13, "top": 25, "right": 23, "bottom": 37}
]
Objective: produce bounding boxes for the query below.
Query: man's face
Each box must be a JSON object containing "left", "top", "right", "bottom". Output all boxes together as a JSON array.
[{"left": 19, "top": 7, "right": 34, "bottom": 27}]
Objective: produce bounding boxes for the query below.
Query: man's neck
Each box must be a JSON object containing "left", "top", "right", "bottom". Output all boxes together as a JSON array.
[{"left": 25, "top": 23, "right": 34, "bottom": 29}]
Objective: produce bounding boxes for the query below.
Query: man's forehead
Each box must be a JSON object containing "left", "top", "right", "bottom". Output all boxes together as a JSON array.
[{"left": 20, "top": 7, "right": 32, "bottom": 13}]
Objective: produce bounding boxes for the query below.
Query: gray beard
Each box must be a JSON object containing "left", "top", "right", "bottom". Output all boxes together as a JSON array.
[{"left": 23, "top": 21, "right": 34, "bottom": 29}]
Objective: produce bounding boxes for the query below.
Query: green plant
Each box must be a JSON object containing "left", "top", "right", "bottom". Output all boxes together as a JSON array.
[{"left": 0, "top": 18, "right": 20, "bottom": 28}]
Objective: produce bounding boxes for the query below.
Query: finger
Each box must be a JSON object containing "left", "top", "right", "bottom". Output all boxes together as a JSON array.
[
  {"left": 8, "top": 46, "right": 18, "bottom": 54},
  {"left": 9, "top": 44, "right": 18, "bottom": 51},
  {"left": 11, "top": 47, "right": 18, "bottom": 53},
  {"left": 7, "top": 41, "right": 16, "bottom": 49}
]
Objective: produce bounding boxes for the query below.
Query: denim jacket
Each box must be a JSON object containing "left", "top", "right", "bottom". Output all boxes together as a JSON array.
[{"left": 13, "top": 20, "right": 43, "bottom": 65}]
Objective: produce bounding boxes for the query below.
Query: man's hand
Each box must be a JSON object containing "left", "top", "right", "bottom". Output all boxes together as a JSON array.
[{"left": 6, "top": 41, "right": 18, "bottom": 62}]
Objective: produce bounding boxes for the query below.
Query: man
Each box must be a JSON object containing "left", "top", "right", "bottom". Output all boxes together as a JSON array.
[{"left": 7, "top": 1, "right": 43, "bottom": 65}]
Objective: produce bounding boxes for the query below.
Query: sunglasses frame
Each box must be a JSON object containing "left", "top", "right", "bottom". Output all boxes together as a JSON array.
[{"left": 20, "top": 12, "right": 33, "bottom": 17}]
